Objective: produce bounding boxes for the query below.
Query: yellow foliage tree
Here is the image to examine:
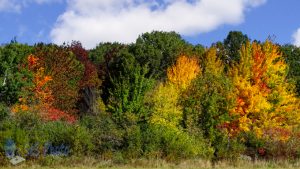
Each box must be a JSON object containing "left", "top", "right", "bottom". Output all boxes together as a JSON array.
[
  {"left": 149, "top": 55, "right": 201, "bottom": 129},
  {"left": 148, "top": 83, "right": 182, "bottom": 130},
  {"left": 203, "top": 47, "right": 224, "bottom": 76},
  {"left": 167, "top": 55, "right": 200, "bottom": 90}
]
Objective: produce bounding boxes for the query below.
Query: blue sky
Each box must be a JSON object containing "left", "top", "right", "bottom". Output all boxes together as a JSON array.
[
  {"left": 187, "top": 0, "right": 300, "bottom": 46},
  {"left": 0, "top": 0, "right": 300, "bottom": 48}
]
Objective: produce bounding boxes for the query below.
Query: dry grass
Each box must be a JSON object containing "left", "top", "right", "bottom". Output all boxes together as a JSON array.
[{"left": 1, "top": 157, "right": 300, "bottom": 169}]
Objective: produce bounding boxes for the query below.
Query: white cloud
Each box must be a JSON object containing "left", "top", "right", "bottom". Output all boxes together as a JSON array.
[
  {"left": 0, "top": 0, "right": 21, "bottom": 12},
  {"left": 51, "top": 0, "right": 266, "bottom": 49},
  {"left": 293, "top": 28, "right": 300, "bottom": 47},
  {"left": 0, "top": 0, "right": 62, "bottom": 12},
  {"left": 245, "top": 0, "right": 266, "bottom": 7}
]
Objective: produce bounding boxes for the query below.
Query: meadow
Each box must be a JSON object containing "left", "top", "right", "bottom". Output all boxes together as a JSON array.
[{"left": 2, "top": 159, "right": 300, "bottom": 169}]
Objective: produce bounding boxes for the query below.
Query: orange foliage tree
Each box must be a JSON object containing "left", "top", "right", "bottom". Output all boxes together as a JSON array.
[
  {"left": 12, "top": 54, "right": 76, "bottom": 123},
  {"left": 229, "top": 41, "right": 300, "bottom": 140}
]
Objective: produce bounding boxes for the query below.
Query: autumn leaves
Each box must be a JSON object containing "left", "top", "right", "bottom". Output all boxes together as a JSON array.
[
  {"left": 162, "top": 41, "right": 300, "bottom": 142},
  {"left": 6, "top": 40, "right": 300, "bottom": 154}
]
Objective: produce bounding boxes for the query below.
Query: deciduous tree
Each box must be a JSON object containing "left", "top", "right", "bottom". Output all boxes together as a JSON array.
[
  {"left": 33, "top": 44, "right": 84, "bottom": 114},
  {"left": 0, "top": 42, "right": 33, "bottom": 105},
  {"left": 229, "top": 41, "right": 300, "bottom": 140},
  {"left": 167, "top": 55, "right": 200, "bottom": 90},
  {"left": 12, "top": 54, "right": 76, "bottom": 123}
]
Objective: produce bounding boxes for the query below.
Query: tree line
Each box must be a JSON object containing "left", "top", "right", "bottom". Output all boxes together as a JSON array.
[{"left": 0, "top": 31, "right": 300, "bottom": 164}]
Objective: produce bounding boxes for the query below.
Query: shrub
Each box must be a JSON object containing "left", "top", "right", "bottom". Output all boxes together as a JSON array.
[
  {"left": 260, "top": 129, "right": 300, "bottom": 159},
  {"left": 0, "top": 113, "right": 93, "bottom": 161},
  {"left": 123, "top": 124, "right": 143, "bottom": 159},
  {"left": 0, "top": 103, "right": 9, "bottom": 121},
  {"left": 80, "top": 113, "right": 124, "bottom": 156},
  {"left": 37, "top": 121, "right": 93, "bottom": 155},
  {"left": 146, "top": 83, "right": 182, "bottom": 130},
  {"left": 241, "top": 132, "right": 265, "bottom": 159},
  {"left": 212, "top": 135, "right": 245, "bottom": 161},
  {"left": 0, "top": 117, "right": 30, "bottom": 157},
  {"left": 143, "top": 124, "right": 213, "bottom": 161}
]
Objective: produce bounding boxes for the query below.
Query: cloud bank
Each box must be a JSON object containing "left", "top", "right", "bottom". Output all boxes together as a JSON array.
[
  {"left": 293, "top": 28, "right": 300, "bottom": 47},
  {"left": 47, "top": 0, "right": 265, "bottom": 48}
]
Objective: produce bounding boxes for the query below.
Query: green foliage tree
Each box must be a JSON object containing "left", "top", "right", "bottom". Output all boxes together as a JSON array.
[
  {"left": 281, "top": 44, "right": 300, "bottom": 96},
  {"left": 214, "top": 31, "right": 249, "bottom": 68},
  {"left": 107, "top": 53, "right": 154, "bottom": 126},
  {"left": 182, "top": 48, "right": 237, "bottom": 158},
  {"left": 89, "top": 42, "right": 130, "bottom": 102},
  {"left": 104, "top": 51, "right": 155, "bottom": 158},
  {"left": 133, "top": 31, "right": 196, "bottom": 79},
  {"left": 223, "top": 31, "right": 249, "bottom": 63},
  {"left": 89, "top": 42, "right": 126, "bottom": 66},
  {"left": 0, "top": 42, "right": 33, "bottom": 105}
]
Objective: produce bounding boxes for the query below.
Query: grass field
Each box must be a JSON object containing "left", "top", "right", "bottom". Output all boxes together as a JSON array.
[
  {"left": 2, "top": 165, "right": 300, "bottom": 169},
  {"left": 2, "top": 158, "right": 300, "bottom": 169}
]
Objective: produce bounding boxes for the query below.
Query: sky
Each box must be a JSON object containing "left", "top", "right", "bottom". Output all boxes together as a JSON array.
[{"left": 0, "top": 0, "right": 300, "bottom": 49}]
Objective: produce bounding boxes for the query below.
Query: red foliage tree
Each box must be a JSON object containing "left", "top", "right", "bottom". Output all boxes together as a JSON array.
[
  {"left": 70, "top": 41, "right": 100, "bottom": 88},
  {"left": 33, "top": 43, "right": 84, "bottom": 114}
]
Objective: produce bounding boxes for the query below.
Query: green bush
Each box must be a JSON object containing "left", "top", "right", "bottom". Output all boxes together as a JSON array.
[
  {"left": 0, "top": 113, "right": 93, "bottom": 160},
  {"left": 143, "top": 124, "right": 213, "bottom": 161},
  {"left": 0, "top": 103, "right": 9, "bottom": 121},
  {"left": 241, "top": 132, "right": 265, "bottom": 159},
  {"left": 212, "top": 134, "right": 245, "bottom": 161},
  {"left": 72, "top": 124, "right": 94, "bottom": 155},
  {"left": 239, "top": 131, "right": 300, "bottom": 160},
  {"left": 123, "top": 125, "right": 143, "bottom": 159},
  {"left": 80, "top": 113, "right": 124, "bottom": 156},
  {"left": 142, "top": 125, "right": 163, "bottom": 158},
  {"left": 0, "top": 118, "right": 16, "bottom": 156},
  {"left": 36, "top": 121, "right": 93, "bottom": 155},
  {"left": 14, "top": 111, "right": 41, "bottom": 130},
  {"left": 0, "top": 117, "right": 30, "bottom": 157}
]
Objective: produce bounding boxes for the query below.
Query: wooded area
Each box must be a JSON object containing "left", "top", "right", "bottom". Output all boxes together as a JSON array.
[{"left": 1, "top": 31, "right": 300, "bottom": 165}]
